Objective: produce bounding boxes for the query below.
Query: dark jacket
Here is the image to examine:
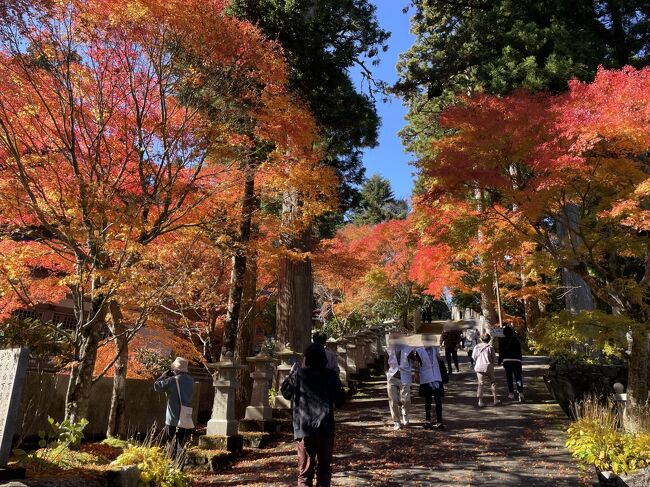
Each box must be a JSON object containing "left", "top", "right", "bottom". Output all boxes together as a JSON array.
[
  {"left": 498, "top": 335, "right": 523, "bottom": 364},
  {"left": 153, "top": 372, "right": 194, "bottom": 427},
  {"left": 281, "top": 366, "right": 346, "bottom": 440}
]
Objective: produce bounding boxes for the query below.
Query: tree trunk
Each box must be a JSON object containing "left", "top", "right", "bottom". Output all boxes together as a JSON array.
[
  {"left": 65, "top": 298, "right": 108, "bottom": 423},
  {"left": 106, "top": 302, "right": 128, "bottom": 438},
  {"left": 479, "top": 260, "right": 499, "bottom": 325},
  {"left": 624, "top": 328, "right": 650, "bottom": 432},
  {"left": 475, "top": 189, "right": 499, "bottom": 325},
  {"left": 276, "top": 189, "right": 313, "bottom": 353},
  {"left": 235, "top": 254, "right": 257, "bottom": 418},
  {"left": 557, "top": 204, "right": 594, "bottom": 313},
  {"left": 221, "top": 166, "right": 256, "bottom": 359},
  {"left": 276, "top": 255, "right": 313, "bottom": 353}
]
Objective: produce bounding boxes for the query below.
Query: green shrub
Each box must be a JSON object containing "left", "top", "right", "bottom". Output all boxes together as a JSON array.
[
  {"left": 566, "top": 418, "right": 650, "bottom": 475},
  {"left": 101, "top": 436, "right": 130, "bottom": 449},
  {"left": 13, "top": 416, "right": 89, "bottom": 472},
  {"left": 530, "top": 310, "right": 631, "bottom": 362},
  {"left": 112, "top": 445, "right": 188, "bottom": 487}
]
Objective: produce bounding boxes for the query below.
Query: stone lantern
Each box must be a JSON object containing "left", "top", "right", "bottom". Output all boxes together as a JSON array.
[
  {"left": 273, "top": 344, "right": 300, "bottom": 410},
  {"left": 201, "top": 352, "right": 246, "bottom": 452},
  {"left": 245, "top": 352, "right": 279, "bottom": 421},
  {"left": 344, "top": 335, "right": 358, "bottom": 380},
  {"left": 335, "top": 337, "right": 349, "bottom": 387}
]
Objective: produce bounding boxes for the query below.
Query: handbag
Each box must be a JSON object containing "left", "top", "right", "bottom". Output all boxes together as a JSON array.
[
  {"left": 438, "top": 358, "right": 449, "bottom": 384},
  {"left": 174, "top": 375, "right": 195, "bottom": 429}
]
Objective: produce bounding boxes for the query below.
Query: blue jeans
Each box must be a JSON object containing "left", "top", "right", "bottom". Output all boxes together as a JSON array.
[{"left": 503, "top": 361, "right": 523, "bottom": 393}]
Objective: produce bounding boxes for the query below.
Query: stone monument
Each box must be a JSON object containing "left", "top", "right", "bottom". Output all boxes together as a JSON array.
[
  {"left": 0, "top": 348, "right": 28, "bottom": 480},
  {"left": 239, "top": 352, "right": 279, "bottom": 433},
  {"left": 201, "top": 353, "right": 246, "bottom": 452},
  {"left": 273, "top": 344, "right": 299, "bottom": 411}
]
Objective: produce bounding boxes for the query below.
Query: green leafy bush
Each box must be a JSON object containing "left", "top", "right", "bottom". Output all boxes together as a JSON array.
[
  {"left": 112, "top": 445, "right": 189, "bottom": 487},
  {"left": 566, "top": 418, "right": 650, "bottom": 474},
  {"left": 13, "top": 417, "right": 91, "bottom": 473},
  {"left": 530, "top": 310, "right": 631, "bottom": 362}
]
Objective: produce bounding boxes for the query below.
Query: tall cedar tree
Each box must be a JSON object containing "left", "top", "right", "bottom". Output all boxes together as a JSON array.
[{"left": 228, "top": 0, "right": 389, "bottom": 351}]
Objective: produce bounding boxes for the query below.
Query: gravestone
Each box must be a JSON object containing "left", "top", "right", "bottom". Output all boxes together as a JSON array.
[{"left": 0, "top": 348, "right": 29, "bottom": 478}]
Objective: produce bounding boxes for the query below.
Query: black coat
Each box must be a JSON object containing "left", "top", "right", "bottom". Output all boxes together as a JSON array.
[
  {"left": 498, "top": 335, "right": 523, "bottom": 364},
  {"left": 280, "top": 366, "right": 346, "bottom": 440}
]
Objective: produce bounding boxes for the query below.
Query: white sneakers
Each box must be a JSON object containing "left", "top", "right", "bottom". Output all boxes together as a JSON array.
[
  {"left": 478, "top": 398, "right": 501, "bottom": 407},
  {"left": 402, "top": 416, "right": 410, "bottom": 426},
  {"left": 393, "top": 422, "right": 402, "bottom": 431}
]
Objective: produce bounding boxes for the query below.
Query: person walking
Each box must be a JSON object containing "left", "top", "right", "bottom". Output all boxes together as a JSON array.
[
  {"left": 472, "top": 334, "right": 501, "bottom": 407},
  {"left": 153, "top": 356, "right": 195, "bottom": 459},
  {"left": 384, "top": 331, "right": 417, "bottom": 430},
  {"left": 464, "top": 328, "right": 479, "bottom": 368},
  {"left": 281, "top": 343, "right": 347, "bottom": 487},
  {"left": 440, "top": 324, "right": 462, "bottom": 373},
  {"left": 415, "top": 335, "right": 448, "bottom": 429},
  {"left": 499, "top": 326, "right": 525, "bottom": 402},
  {"left": 312, "top": 331, "right": 339, "bottom": 374}
]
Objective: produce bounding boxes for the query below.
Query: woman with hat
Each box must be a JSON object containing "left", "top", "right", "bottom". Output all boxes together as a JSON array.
[{"left": 154, "top": 356, "right": 195, "bottom": 459}]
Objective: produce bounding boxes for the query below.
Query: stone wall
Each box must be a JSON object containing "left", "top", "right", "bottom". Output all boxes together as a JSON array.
[
  {"left": 543, "top": 361, "right": 627, "bottom": 418},
  {"left": 14, "top": 371, "right": 212, "bottom": 441}
]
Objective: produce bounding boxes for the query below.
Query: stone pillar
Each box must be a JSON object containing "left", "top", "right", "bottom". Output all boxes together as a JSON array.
[
  {"left": 273, "top": 344, "right": 299, "bottom": 410},
  {"left": 366, "top": 330, "right": 378, "bottom": 359},
  {"left": 334, "top": 337, "right": 349, "bottom": 387},
  {"left": 345, "top": 336, "right": 358, "bottom": 379},
  {"left": 354, "top": 334, "right": 370, "bottom": 381},
  {"left": 245, "top": 353, "right": 278, "bottom": 421},
  {"left": 202, "top": 353, "right": 246, "bottom": 451}
]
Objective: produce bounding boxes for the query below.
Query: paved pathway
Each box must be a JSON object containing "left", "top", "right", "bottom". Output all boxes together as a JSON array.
[{"left": 193, "top": 356, "right": 592, "bottom": 486}]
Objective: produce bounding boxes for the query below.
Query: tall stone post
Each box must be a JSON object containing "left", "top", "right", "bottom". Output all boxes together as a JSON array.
[
  {"left": 345, "top": 336, "right": 358, "bottom": 380},
  {"left": 239, "top": 352, "right": 279, "bottom": 433},
  {"left": 353, "top": 334, "right": 370, "bottom": 381},
  {"left": 273, "top": 344, "right": 299, "bottom": 411},
  {"left": 202, "top": 353, "right": 246, "bottom": 452},
  {"left": 333, "top": 337, "right": 349, "bottom": 387}
]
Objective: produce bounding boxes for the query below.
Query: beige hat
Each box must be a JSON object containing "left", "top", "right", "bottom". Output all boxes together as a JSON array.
[{"left": 171, "top": 357, "right": 189, "bottom": 373}]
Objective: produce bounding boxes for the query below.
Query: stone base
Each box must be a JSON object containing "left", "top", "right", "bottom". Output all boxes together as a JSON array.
[
  {"left": 198, "top": 434, "right": 244, "bottom": 453},
  {"left": 244, "top": 406, "right": 273, "bottom": 422},
  {"left": 272, "top": 407, "right": 292, "bottom": 420},
  {"left": 206, "top": 418, "right": 239, "bottom": 437},
  {"left": 239, "top": 418, "right": 280, "bottom": 433},
  {"left": 103, "top": 465, "right": 139, "bottom": 487},
  {"left": 240, "top": 432, "right": 275, "bottom": 449},
  {"left": 272, "top": 418, "right": 293, "bottom": 433},
  {"left": 184, "top": 449, "right": 234, "bottom": 473},
  {"left": 0, "top": 468, "right": 26, "bottom": 481}
]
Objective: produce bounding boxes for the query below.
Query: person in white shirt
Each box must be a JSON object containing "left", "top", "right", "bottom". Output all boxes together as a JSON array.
[
  {"left": 415, "top": 335, "right": 448, "bottom": 429},
  {"left": 472, "top": 334, "right": 502, "bottom": 407},
  {"left": 384, "top": 331, "right": 416, "bottom": 430}
]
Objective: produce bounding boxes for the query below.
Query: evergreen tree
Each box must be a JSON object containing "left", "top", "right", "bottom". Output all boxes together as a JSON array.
[
  {"left": 395, "top": 0, "right": 650, "bottom": 156},
  {"left": 351, "top": 174, "right": 408, "bottom": 225},
  {"left": 228, "top": 0, "right": 390, "bottom": 210}
]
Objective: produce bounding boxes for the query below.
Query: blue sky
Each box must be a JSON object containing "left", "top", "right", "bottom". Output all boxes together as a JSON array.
[{"left": 350, "top": 0, "right": 415, "bottom": 201}]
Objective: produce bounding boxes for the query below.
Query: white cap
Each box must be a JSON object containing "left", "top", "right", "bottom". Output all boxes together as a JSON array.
[{"left": 170, "top": 357, "right": 189, "bottom": 373}]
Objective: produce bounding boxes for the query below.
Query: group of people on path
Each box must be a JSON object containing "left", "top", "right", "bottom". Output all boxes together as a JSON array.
[
  {"left": 151, "top": 325, "right": 524, "bottom": 487},
  {"left": 384, "top": 326, "right": 525, "bottom": 433}
]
